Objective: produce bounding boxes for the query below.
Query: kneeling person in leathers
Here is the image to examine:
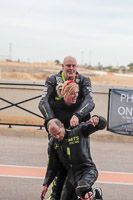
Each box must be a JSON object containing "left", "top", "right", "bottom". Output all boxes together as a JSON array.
[{"left": 41, "top": 116, "right": 107, "bottom": 200}]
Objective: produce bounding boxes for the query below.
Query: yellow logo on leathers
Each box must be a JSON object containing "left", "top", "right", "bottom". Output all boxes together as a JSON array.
[
  {"left": 54, "top": 142, "right": 59, "bottom": 149},
  {"left": 68, "top": 136, "right": 79, "bottom": 145}
]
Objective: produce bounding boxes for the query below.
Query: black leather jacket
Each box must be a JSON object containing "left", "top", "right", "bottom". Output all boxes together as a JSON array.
[
  {"left": 39, "top": 70, "right": 95, "bottom": 122},
  {"left": 43, "top": 116, "right": 107, "bottom": 187}
]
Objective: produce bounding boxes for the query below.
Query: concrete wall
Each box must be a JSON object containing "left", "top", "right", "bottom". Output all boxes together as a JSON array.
[{"left": 0, "top": 80, "right": 133, "bottom": 127}]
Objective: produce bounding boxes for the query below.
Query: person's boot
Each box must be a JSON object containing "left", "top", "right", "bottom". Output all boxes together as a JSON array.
[
  {"left": 80, "top": 191, "right": 95, "bottom": 200},
  {"left": 92, "top": 187, "right": 103, "bottom": 200}
]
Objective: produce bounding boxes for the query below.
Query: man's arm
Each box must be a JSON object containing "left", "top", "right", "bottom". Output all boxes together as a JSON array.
[
  {"left": 39, "top": 76, "right": 55, "bottom": 121},
  {"left": 41, "top": 185, "right": 48, "bottom": 200},
  {"left": 82, "top": 116, "right": 107, "bottom": 137},
  {"left": 75, "top": 76, "right": 95, "bottom": 118},
  {"left": 70, "top": 75, "right": 95, "bottom": 127},
  {"left": 41, "top": 139, "right": 60, "bottom": 199},
  {"left": 43, "top": 139, "right": 60, "bottom": 187}
]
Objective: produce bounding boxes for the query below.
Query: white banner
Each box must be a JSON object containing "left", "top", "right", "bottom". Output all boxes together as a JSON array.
[{"left": 108, "top": 88, "right": 133, "bottom": 136}]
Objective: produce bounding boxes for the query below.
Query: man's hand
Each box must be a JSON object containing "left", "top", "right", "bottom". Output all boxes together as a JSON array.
[
  {"left": 70, "top": 115, "right": 79, "bottom": 127},
  {"left": 40, "top": 185, "right": 48, "bottom": 200},
  {"left": 86, "top": 116, "right": 99, "bottom": 127}
]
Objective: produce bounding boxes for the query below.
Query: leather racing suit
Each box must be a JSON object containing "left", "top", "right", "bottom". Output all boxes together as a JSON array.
[{"left": 43, "top": 116, "right": 107, "bottom": 200}]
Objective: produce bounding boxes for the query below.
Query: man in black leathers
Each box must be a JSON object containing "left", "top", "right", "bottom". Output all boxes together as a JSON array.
[
  {"left": 41, "top": 116, "right": 106, "bottom": 200},
  {"left": 39, "top": 56, "right": 95, "bottom": 128}
]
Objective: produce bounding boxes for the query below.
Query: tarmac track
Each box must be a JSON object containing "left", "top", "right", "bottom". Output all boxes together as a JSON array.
[{"left": 0, "top": 133, "right": 133, "bottom": 200}]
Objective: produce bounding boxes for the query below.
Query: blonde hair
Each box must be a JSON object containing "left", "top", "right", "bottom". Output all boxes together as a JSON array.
[{"left": 56, "top": 80, "right": 79, "bottom": 98}]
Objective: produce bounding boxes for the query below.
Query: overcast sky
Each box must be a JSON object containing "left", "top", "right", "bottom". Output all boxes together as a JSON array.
[{"left": 0, "top": 0, "right": 133, "bottom": 66}]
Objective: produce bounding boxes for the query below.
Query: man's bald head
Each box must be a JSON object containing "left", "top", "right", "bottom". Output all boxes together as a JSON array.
[
  {"left": 63, "top": 56, "right": 77, "bottom": 65},
  {"left": 62, "top": 56, "right": 78, "bottom": 80},
  {"left": 47, "top": 118, "right": 62, "bottom": 130},
  {"left": 47, "top": 119, "right": 65, "bottom": 141}
]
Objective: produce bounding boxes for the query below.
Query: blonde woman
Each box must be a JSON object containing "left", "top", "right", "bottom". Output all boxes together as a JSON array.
[{"left": 48, "top": 80, "right": 91, "bottom": 129}]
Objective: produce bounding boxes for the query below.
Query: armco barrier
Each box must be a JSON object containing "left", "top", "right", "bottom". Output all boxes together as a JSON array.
[{"left": 0, "top": 80, "right": 133, "bottom": 129}]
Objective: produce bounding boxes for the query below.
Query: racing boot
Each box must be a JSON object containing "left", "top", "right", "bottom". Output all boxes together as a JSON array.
[
  {"left": 80, "top": 191, "right": 95, "bottom": 200},
  {"left": 92, "top": 187, "right": 103, "bottom": 200},
  {"left": 76, "top": 185, "right": 95, "bottom": 200}
]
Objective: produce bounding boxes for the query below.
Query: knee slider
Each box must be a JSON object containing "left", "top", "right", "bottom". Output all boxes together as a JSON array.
[{"left": 76, "top": 185, "right": 91, "bottom": 198}]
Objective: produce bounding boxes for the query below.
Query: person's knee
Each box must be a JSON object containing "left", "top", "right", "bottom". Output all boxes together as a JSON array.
[{"left": 76, "top": 184, "right": 91, "bottom": 198}]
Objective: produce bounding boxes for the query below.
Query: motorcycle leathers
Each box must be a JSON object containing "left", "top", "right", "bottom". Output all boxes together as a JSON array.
[
  {"left": 39, "top": 70, "right": 95, "bottom": 122},
  {"left": 43, "top": 116, "right": 107, "bottom": 200}
]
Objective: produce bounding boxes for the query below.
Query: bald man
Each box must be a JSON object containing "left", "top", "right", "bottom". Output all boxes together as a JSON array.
[
  {"left": 39, "top": 56, "right": 95, "bottom": 128},
  {"left": 41, "top": 117, "right": 106, "bottom": 200}
]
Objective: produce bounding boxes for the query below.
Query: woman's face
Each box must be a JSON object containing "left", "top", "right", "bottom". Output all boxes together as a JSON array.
[{"left": 64, "top": 87, "right": 79, "bottom": 105}]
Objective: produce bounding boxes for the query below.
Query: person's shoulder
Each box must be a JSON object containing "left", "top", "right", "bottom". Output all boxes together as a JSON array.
[
  {"left": 46, "top": 71, "right": 62, "bottom": 84},
  {"left": 79, "top": 122, "right": 88, "bottom": 128},
  {"left": 71, "top": 122, "right": 87, "bottom": 132},
  {"left": 77, "top": 122, "right": 91, "bottom": 135}
]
